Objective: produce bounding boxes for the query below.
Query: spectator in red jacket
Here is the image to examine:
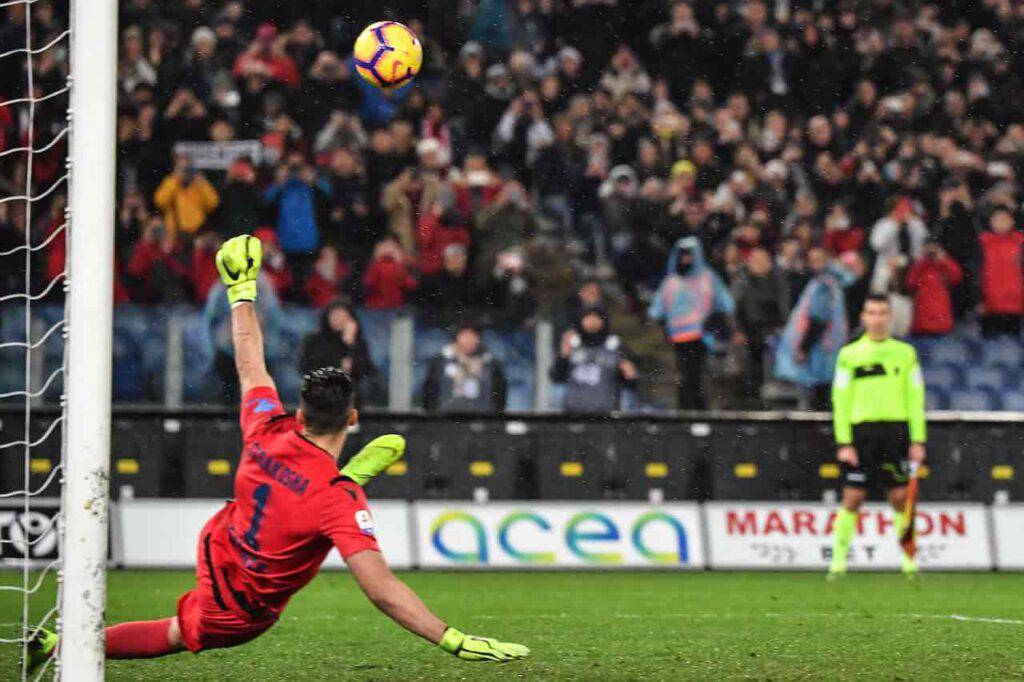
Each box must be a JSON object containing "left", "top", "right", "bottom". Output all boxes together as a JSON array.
[
  {"left": 822, "top": 203, "right": 864, "bottom": 256},
  {"left": 231, "top": 23, "right": 300, "bottom": 88},
  {"left": 452, "top": 152, "right": 503, "bottom": 219},
  {"left": 979, "top": 207, "right": 1024, "bottom": 337},
  {"left": 42, "top": 196, "right": 66, "bottom": 286},
  {"left": 416, "top": 195, "right": 470, "bottom": 275},
  {"left": 905, "top": 241, "right": 963, "bottom": 336},
  {"left": 0, "top": 96, "right": 15, "bottom": 153},
  {"left": 253, "top": 227, "right": 295, "bottom": 299},
  {"left": 124, "top": 217, "right": 191, "bottom": 303},
  {"left": 362, "top": 237, "right": 417, "bottom": 309},
  {"left": 304, "top": 245, "right": 353, "bottom": 308}
]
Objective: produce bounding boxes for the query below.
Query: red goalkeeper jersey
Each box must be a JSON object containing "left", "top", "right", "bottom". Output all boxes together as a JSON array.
[{"left": 203, "top": 386, "right": 379, "bottom": 617}]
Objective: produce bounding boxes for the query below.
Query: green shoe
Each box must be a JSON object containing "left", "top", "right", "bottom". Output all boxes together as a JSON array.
[
  {"left": 826, "top": 570, "right": 847, "bottom": 582},
  {"left": 25, "top": 627, "right": 58, "bottom": 675},
  {"left": 340, "top": 434, "right": 406, "bottom": 487}
]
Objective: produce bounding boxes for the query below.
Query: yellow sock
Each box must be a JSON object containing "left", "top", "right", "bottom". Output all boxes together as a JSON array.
[{"left": 830, "top": 508, "right": 857, "bottom": 573}]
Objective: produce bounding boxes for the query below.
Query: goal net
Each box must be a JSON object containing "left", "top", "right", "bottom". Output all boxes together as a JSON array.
[{"left": 0, "top": 0, "right": 116, "bottom": 679}]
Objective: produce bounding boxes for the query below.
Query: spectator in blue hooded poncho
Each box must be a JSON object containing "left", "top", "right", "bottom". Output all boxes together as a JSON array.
[
  {"left": 773, "top": 247, "right": 852, "bottom": 410},
  {"left": 649, "top": 237, "right": 735, "bottom": 410},
  {"left": 264, "top": 152, "right": 332, "bottom": 282}
]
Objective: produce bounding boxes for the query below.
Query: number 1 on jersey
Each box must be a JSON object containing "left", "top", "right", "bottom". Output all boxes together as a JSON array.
[{"left": 244, "top": 483, "right": 271, "bottom": 550}]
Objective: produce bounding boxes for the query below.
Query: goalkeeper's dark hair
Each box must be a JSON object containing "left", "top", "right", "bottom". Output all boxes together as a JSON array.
[
  {"left": 299, "top": 367, "right": 355, "bottom": 436},
  {"left": 864, "top": 292, "right": 891, "bottom": 307}
]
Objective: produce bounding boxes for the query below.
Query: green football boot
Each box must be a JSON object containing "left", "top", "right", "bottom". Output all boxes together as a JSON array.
[{"left": 340, "top": 434, "right": 406, "bottom": 487}]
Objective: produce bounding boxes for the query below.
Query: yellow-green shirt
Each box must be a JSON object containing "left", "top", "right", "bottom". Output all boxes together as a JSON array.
[{"left": 831, "top": 335, "right": 927, "bottom": 445}]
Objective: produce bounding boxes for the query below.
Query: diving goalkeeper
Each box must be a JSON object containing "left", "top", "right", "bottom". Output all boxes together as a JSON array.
[
  {"left": 828, "top": 293, "right": 926, "bottom": 578},
  {"left": 28, "top": 235, "right": 528, "bottom": 671}
]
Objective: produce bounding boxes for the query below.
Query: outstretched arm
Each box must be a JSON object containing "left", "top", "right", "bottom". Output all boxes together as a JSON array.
[
  {"left": 231, "top": 303, "right": 275, "bottom": 396},
  {"left": 216, "top": 235, "right": 275, "bottom": 395},
  {"left": 347, "top": 550, "right": 446, "bottom": 644},
  {"left": 346, "top": 550, "right": 529, "bottom": 662}
]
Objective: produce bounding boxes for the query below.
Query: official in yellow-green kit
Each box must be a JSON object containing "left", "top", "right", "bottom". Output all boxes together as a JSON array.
[{"left": 828, "top": 293, "right": 926, "bottom": 578}]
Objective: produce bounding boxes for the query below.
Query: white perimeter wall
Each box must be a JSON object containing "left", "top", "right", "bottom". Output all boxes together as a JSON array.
[{"left": 100, "top": 499, "right": 1024, "bottom": 571}]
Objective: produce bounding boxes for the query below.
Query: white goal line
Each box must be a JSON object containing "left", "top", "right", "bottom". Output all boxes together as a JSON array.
[{"left": 466, "top": 612, "right": 1024, "bottom": 625}]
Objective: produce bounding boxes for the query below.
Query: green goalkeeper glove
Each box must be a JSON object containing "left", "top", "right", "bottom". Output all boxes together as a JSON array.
[
  {"left": 340, "top": 434, "right": 406, "bottom": 487},
  {"left": 439, "top": 627, "right": 530, "bottom": 662},
  {"left": 215, "top": 234, "right": 262, "bottom": 306}
]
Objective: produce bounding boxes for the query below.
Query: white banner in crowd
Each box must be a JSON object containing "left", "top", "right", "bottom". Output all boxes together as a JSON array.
[
  {"left": 414, "top": 502, "right": 705, "bottom": 569},
  {"left": 704, "top": 502, "right": 992, "bottom": 570},
  {"left": 116, "top": 499, "right": 412, "bottom": 569},
  {"left": 992, "top": 505, "right": 1024, "bottom": 569},
  {"left": 172, "top": 140, "right": 264, "bottom": 170}
]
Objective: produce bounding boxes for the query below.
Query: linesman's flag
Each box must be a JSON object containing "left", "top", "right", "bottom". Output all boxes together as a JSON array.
[{"left": 900, "top": 461, "right": 920, "bottom": 558}]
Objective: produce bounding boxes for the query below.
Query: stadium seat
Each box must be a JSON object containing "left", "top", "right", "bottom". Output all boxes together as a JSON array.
[
  {"left": 483, "top": 328, "right": 535, "bottom": 410},
  {"left": 908, "top": 336, "right": 939, "bottom": 365},
  {"left": 277, "top": 305, "right": 319, "bottom": 345},
  {"left": 0, "top": 349, "right": 25, "bottom": 399},
  {"left": 412, "top": 322, "right": 451, "bottom": 399},
  {"left": 965, "top": 366, "right": 1014, "bottom": 392},
  {"left": 0, "top": 306, "right": 28, "bottom": 399},
  {"left": 948, "top": 389, "right": 999, "bottom": 411},
  {"left": 982, "top": 340, "right": 1023, "bottom": 368},
  {"left": 110, "top": 306, "right": 169, "bottom": 402},
  {"left": 949, "top": 323, "right": 983, "bottom": 349},
  {"left": 111, "top": 330, "right": 145, "bottom": 402},
  {"left": 925, "top": 389, "right": 948, "bottom": 411},
  {"left": 181, "top": 312, "right": 215, "bottom": 402},
  {"left": 35, "top": 303, "right": 66, "bottom": 367},
  {"left": 0, "top": 304, "right": 66, "bottom": 402},
  {"left": 275, "top": 306, "right": 319, "bottom": 404},
  {"left": 357, "top": 308, "right": 396, "bottom": 385},
  {"left": 928, "top": 340, "right": 973, "bottom": 366},
  {"left": 1000, "top": 391, "right": 1024, "bottom": 412},
  {"left": 988, "top": 362, "right": 1023, "bottom": 383},
  {"left": 413, "top": 323, "right": 450, "bottom": 362},
  {"left": 922, "top": 365, "right": 962, "bottom": 393}
]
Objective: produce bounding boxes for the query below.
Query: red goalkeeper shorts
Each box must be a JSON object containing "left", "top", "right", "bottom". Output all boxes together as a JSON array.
[{"left": 176, "top": 522, "right": 278, "bottom": 653}]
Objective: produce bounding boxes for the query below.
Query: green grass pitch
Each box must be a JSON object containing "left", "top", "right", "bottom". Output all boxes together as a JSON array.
[{"left": 3, "top": 571, "right": 1024, "bottom": 680}]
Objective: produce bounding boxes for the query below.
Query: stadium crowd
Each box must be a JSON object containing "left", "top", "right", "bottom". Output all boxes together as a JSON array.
[{"left": 3, "top": 0, "right": 1024, "bottom": 409}]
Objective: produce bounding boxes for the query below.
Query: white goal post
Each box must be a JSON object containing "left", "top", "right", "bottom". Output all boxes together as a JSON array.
[{"left": 60, "top": 0, "right": 117, "bottom": 678}]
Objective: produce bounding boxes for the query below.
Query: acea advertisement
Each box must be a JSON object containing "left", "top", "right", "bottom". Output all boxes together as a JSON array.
[{"left": 415, "top": 502, "right": 705, "bottom": 569}]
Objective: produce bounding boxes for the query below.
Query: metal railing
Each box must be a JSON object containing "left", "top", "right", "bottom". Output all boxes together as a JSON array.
[{"left": 1, "top": 304, "right": 554, "bottom": 410}]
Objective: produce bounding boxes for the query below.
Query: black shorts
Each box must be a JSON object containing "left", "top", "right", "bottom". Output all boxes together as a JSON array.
[{"left": 842, "top": 422, "right": 910, "bottom": 491}]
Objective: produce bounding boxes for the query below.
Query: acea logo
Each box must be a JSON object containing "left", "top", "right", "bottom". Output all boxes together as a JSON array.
[{"left": 429, "top": 508, "right": 691, "bottom": 566}]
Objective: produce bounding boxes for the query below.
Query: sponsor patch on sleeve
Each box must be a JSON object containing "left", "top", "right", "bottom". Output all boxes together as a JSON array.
[{"left": 355, "top": 510, "right": 375, "bottom": 537}]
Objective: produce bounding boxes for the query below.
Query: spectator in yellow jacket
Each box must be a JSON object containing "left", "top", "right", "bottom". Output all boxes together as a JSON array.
[{"left": 153, "top": 155, "right": 220, "bottom": 239}]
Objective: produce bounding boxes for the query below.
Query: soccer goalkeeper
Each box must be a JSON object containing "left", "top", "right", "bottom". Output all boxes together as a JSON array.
[
  {"left": 28, "top": 235, "right": 528, "bottom": 672},
  {"left": 828, "top": 293, "right": 926, "bottom": 579}
]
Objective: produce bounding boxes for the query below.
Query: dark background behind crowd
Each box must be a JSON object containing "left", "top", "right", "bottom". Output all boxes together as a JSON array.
[{"left": 3, "top": 0, "right": 1024, "bottom": 411}]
